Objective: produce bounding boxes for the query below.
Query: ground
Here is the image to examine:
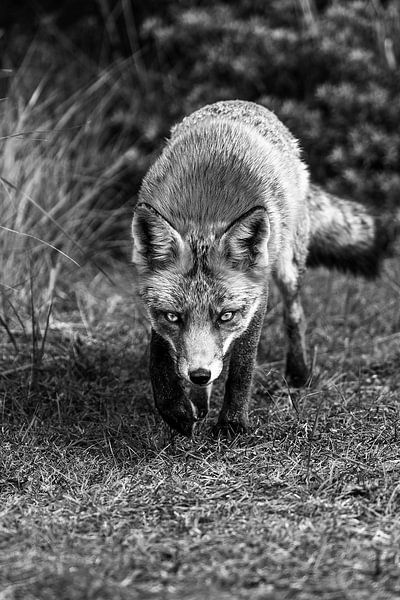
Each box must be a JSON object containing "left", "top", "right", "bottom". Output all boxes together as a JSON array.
[{"left": 1, "top": 260, "right": 400, "bottom": 599}]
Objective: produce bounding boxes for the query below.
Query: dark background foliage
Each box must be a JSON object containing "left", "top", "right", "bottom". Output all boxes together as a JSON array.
[{"left": 1, "top": 0, "right": 400, "bottom": 211}]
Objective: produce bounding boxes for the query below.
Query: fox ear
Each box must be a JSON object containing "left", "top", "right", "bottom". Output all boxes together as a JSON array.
[
  {"left": 132, "top": 203, "right": 184, "bottom": 269},
  {"left": 219, "top": 206, "right": 270, "bottom": 269}
]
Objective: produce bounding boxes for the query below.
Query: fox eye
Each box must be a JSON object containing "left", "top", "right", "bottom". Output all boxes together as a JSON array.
[
  {"left": 164, "top": 312, "right": 180, "bottom": 323},
  {"left": 219, "top": 311, "right": 235, "bottom": 323}
]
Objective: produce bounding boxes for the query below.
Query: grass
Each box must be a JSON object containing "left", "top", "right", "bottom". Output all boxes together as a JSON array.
[
  {"left": 1, "top": 260, "right": 400, "bottom": 600},
  {"left": 0, "top": 37, "right": 150, "bottom": 334}
]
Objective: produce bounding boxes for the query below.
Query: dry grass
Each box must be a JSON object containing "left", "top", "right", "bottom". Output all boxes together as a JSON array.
[
  {"left": 0, "top": 39, "right": 148, "bottom": 334},
  {"left": 1, "top": 261, "right": 400, "bottom": 600}
]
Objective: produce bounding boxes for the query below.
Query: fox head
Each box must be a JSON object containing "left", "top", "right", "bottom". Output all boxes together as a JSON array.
[{"left": 132, "top": 203, "right": 270, "bottom": 386}]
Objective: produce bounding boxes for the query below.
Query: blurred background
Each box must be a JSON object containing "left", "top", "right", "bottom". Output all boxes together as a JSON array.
[{"left": 0, "top": 0, "right": 399, "bottom": 321}]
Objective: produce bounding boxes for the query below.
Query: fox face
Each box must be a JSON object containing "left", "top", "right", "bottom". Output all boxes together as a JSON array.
[
  {"left": 140, "top": 266, "right": 263, "bottom": 386},
  {"left": 132, "top": 203, "right": 270, "bottom": 386}
]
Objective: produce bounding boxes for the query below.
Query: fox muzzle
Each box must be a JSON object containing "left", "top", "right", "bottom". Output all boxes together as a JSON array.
[{"left": 189, "top": 368, "right": 211, "bottom": 386}]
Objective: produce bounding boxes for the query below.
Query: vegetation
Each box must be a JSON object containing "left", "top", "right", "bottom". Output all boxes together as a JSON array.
[
  {"left": 2, "top": 267, "right": 400, "bottom": 599},
  {"left": 1, "top": 1, "right": 400, "bottom": 598}
]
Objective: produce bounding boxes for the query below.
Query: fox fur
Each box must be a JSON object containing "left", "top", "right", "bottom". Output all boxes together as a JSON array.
[{"left": 132, "top": 100, "right": 399, "bottom": 436}]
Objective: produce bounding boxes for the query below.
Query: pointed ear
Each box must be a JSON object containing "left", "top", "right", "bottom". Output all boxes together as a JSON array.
[
  {"left": 132, "top": 203, "right": 185, "bottom": 269},
  {"left": 219, "top": 206, "right": 270, "bottom": 269}
]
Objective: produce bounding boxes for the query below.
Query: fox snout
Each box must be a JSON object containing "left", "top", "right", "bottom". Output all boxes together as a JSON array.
[
  {"left": 178, "top": 352, "right": 224, "bottom": 386},
  {"left": 189, "top": 368, "right": 212, "bottom": 386},
  {"left": 179, "top": 359, "right": 224, "bottom": 385}
]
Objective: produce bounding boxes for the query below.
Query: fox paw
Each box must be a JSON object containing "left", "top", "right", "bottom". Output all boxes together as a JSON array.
[
  {"left": 285, "top": 355, "right": 309, "bottom": 388},
  {"left": 213, "top": 414, "right": 249, "bottom": 438},
  {"left": 285, "top": 368, "right": 309, "bottom": 388},
  {"left": 157, "top": 403, "right": 196, "bottom": 437}
]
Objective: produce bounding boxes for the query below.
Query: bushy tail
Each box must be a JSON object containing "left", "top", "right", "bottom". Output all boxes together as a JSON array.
[{"left": 306, "top": 184, "right": 400, "bottom": 278}]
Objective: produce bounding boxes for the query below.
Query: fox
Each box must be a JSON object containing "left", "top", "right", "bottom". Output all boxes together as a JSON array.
[{"left": 131, "top": 100, "right": 399, "bottom": 437}]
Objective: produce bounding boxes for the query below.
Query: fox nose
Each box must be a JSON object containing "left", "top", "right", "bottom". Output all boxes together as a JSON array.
[{"left": 189, "top": 368, "right": 211, "bottom": 386}]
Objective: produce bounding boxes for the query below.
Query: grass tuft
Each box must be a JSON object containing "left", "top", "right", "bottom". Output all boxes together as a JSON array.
[{"left": 0, "top": 39, "right": 147, "bottom": 336}]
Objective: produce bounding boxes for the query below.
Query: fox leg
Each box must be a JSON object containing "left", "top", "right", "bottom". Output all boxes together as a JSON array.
[
  {"left": 274, "top": 249, "right": 309, "bottom": 387},
  {"left": 216, "top": 298, "right": 268, "bottom": 434},
  {"left": 150, "top": 329, "right": 196, "bottom": 436}
]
